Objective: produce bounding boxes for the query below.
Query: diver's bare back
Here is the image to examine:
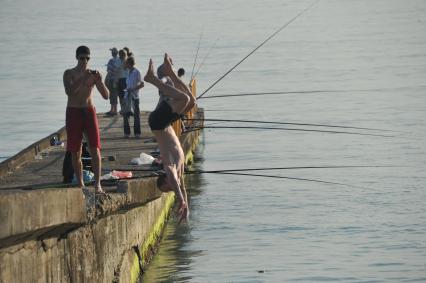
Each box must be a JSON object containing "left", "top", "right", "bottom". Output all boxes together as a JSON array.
[{"left": 64, "top": 67, "right": 97, "bottom": 108}]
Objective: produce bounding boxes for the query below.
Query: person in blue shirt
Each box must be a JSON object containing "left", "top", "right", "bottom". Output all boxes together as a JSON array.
[{"left": 123, "top": 57, "right": 144, "bottom": 138}]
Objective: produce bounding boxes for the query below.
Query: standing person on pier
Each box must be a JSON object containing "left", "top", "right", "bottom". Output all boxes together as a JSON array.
[
  {"left": 105, "top": 47, "right": 120, "bottom": 116},
  {"left": 63, "top": 46, "right": 109, "bottom": 193},
  {"left": 144, "top": 54, "right": 195, "bottom": 222},
  {"left": 117, "top": 49, "right": 128, "bottom": 114},
  {"left": 123, "top": 56, "right": 144, "bottom": 138}
]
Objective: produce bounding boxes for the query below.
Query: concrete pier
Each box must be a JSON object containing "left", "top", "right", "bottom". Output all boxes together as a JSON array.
[{"left": 0, "top": 108, "right": 203, "bottom": 282}]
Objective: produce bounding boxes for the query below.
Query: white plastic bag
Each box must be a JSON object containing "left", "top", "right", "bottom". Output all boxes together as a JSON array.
[
  {"left": 139, "top": 152, "right": 155, "bottom": 164},
  {"left": 130, "top": 152, "right": 155, "bottom": 165}
]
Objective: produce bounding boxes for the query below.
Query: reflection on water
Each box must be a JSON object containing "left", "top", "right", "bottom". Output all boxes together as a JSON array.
[
  {"left": 141, "top": 140, "right": 206, "bottom": 283},
  {"left": 140, "top": 222, "right": 195, "bottom": 283}
]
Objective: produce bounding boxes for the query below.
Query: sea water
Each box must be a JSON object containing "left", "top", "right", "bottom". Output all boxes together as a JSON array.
[{"left": 1, "top": 0, "right": 425, "bottom": 282}]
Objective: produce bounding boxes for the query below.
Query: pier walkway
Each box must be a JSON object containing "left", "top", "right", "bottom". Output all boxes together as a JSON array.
[{"left": 0, "top": 108, "right": 204, "bottom": 282}]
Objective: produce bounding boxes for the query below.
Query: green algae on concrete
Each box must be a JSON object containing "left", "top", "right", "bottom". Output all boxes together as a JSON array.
[
  {"left": 185, "top": 149, "right": 194, "bottom": 165},
  {"left": 140, "top": 192, "right": 175, "bottom": 269},
  {"left": 129, "top": 252, "right": 140, "bottom": 283}
]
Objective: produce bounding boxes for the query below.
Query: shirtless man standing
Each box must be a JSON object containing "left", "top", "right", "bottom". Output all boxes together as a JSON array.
[{"left": 63, "top": 46, "right": 109, "bottom": 193}]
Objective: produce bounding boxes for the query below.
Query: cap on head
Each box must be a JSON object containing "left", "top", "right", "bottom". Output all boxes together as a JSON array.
[
  {"left": 110, "top": 47, "right": 118, "bottom": 54},
  {"left": 76, "top": 46, "right": 90, "bottom": 57}
]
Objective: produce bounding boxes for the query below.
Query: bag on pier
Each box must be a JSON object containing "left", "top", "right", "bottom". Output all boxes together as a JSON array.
[{"left": 62, "top": 142, "right": 92, "bottom": 183}]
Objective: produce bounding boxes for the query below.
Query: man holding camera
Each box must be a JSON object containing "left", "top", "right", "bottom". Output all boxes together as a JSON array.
[{"left": 63, "top": 45, "right": 109, "bottom": 193}]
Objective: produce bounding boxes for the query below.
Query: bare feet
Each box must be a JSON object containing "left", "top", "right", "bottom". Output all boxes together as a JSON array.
[
  {"left": 163, "top": 53, "right": 175, "bottom": 77},
  {"left": 144, "top": 59, "right": 157, "bottom": 84},
  {"left": 95, "top": 185, "right": 106, "bottom": 194}
]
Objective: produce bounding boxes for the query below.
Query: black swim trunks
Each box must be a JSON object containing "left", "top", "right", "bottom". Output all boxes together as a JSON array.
[{"left": 149, "top": 101, "right": 180, "bottom": 130}]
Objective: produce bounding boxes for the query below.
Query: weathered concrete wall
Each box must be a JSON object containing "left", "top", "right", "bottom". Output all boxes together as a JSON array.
[
  {"left": 0, "top": 193, "right": 174, "bottom": 283},
  {"left": 0, "top": 188, "right": 86, "bottom": 249},
  {"left": 117, "top": 178, "right": 162, "bottom": 205}
]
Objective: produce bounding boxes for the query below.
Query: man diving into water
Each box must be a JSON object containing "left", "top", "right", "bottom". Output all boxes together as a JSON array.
[{"left": 144, "top": 54, "right": 195, "bottom": 222}]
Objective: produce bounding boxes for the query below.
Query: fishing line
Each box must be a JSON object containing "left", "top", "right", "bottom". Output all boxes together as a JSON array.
[
  {"left": 9, "top": 164, "right": 401, "bottom": 191},
  {"left": 203, "top": 109, "right": 251, "bottom": 112},
  {"left": 197, "top": 0, "right": 319, "bottom": 99},
  {"left": 108, "top": 170, "right": 372, "bottom": 190},
  {"left": 186, "top": 165, "right": 403, "bottom": 174},
  {"left": 0, "top": 182, "right": 77, "bottom": 191},
  {"left": 106, "top": 165, "right": 403, "bottom": 174},
  {"left": 190, "top": 32, "right": 203, "bottom": 81},
  {"left": 208, "top": 172, "right": 371, "bottom": 190},
  {"left": 185, "top": 118, "right": 399, "bottom": 133},
  {"left": 192, "top": 37, "right": 220, "bottom": 80},
  {"left": 203, "top": 121, "right": 227, "bottom": 127},
  {"left": 199, "top": 86, "right": 426, "bottom": 99},
  {"left": 185, "top": 125, "right": 396, "bottom": 137},
  {"left": 199, "top": 90, "right": 341, "bottom": 99}
]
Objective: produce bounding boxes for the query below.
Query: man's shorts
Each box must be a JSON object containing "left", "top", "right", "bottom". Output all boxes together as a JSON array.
[
  {"left": 66, "top": 106, "right": 101, "bottom": 152},
  {"left": 148, "top": 101, "right": 180, "bottom": 131}
]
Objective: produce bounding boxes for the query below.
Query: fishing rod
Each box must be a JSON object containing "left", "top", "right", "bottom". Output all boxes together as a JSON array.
[
  {"left": 198, "top": 86, "right": 426, "bottom": 99},
  {"left": 184, "top": 125, "right": 396, "bottom": 137},
  {"left": 192, "top": 37, "right": 220, "bottom": 80},
  {"left": 9, "top": 164, "right": 400, "bottom": 191},
  {"left": 186, "top": 118, "right": 400, "bottom": 133},
  {"left": 203, "top": 109, "right": 251, "bottom": 112},
  {"left": 208, "top": 172, "right": 370, "bottom": 190},
  {"left": 0, "top": 182, "right": 77, "bottom": 191},
  {"left": 197, "top": 0, "right": 319, "bottom": 99},
  {"left": 203, "top": 121, "right": 228, "bottom": 127},
  {"left": 0, "top": 172, "right": 364, "bottom": 192},
  {"left": 115, "top": 170, "right": 371, "bottom": 190},
  {"left": 190, "top": 32, "right": 203, "bottom": 81},
  {"left": 0, "top": 179, "right": 120, "bottom": 191},
  {"left": 198, "top": 90, "right": 341, "bottom": 99},
  {"left": 185, "top": 165, "right": 402, "bottom": 175},
  {"left": 107, "top": 165, "right": 403, "bottom": 174},
  {"left": 199, "top": 84, "right": 426, "bottom": 99}
]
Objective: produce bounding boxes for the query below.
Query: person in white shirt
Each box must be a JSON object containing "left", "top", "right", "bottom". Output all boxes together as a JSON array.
[
  {"left": 117, "top": 49, "right": 129, "bottom": 114},
  {"left": 123, "top": 56, "right": 144, "bottom": 138}
]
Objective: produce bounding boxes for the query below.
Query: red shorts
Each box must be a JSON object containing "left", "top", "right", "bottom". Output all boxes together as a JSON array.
[{"left": 66, "top": 106, "right": 101, "bottom": 152}]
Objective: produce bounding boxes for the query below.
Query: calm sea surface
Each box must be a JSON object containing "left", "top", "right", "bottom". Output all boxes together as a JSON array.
[{"left": 1, "top": 0, "right": 425, "bottom": 282}]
